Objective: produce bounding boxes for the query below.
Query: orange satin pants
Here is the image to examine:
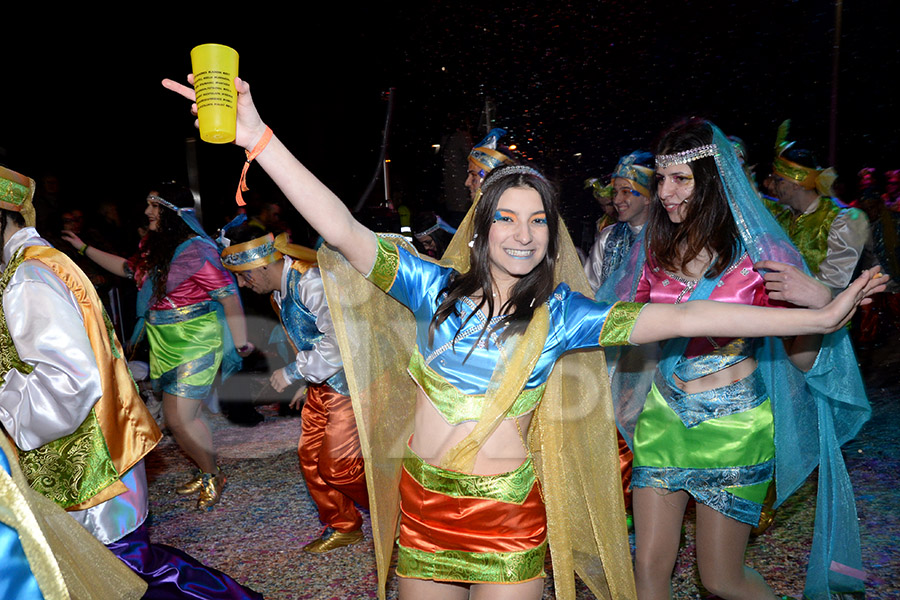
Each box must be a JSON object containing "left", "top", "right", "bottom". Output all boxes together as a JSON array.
[{"left": 298, "top": 383, "right": 369, "bottom": 532}]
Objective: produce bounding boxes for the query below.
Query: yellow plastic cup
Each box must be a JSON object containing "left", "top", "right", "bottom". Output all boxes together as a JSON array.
[{"left": 190, "top": 44, "right": 239, "bottom": 143}]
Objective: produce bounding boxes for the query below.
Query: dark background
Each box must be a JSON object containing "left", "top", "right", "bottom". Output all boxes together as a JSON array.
[{"left": 3, "top": 2, "right": 898, "bottom": 247}]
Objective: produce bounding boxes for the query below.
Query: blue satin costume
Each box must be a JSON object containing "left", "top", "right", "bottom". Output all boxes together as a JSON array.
[
  {"left": 366, "top": 236, "right": 638, "bottom": 421},
  {"left": 365, "top": 235, "right": 640, "bottom": 582}
]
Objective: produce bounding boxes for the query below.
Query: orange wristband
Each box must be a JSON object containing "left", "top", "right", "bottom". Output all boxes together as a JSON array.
[{"left": 236, "top": 126, "right": 273, "bottom": 206}]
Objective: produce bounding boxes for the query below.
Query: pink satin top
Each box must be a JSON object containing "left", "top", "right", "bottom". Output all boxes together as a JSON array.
[
  {"left": 148, "top": 261, "right": 234, "bottom": 310},
  {"left": 635, "top": 253, "right": 774, "bottom": 359}
]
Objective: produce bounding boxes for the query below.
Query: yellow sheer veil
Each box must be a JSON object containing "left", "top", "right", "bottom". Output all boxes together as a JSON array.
[{"left": 319, "top": 178, "right": 635, "bottom": 599}]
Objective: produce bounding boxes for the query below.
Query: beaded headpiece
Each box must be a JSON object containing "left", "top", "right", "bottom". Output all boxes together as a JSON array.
[
  {"left": 147, "top": 194, "right": 177, "bottom": 212},
  {"left": 0, "top": 166, "right": 36, "bottom": 227},
  {"left": 146, "top": 192, "right": 211, "bottom": 240},
  {"left": 611, "top": 151, "right": 654, "bottom": 197},
  {"left": 468, "top": 128, "right": 513, "bottom": 177},
  {"left": 220, "top": 231, "right": 316, "bottom": 272},
  {"left": 655, "top": 144, "right": 720, "bottom": 169},
  {"left": 480, "top": 165, "right": 547, "bottom": 193}
]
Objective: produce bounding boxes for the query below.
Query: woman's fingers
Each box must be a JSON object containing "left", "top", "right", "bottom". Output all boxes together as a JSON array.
[
  {"left": 824, "top": 270, "right": 872, "bottom": 331},
  {"left": 863, "top": 267, "right": 889, "bottom": 297},
  {"left": 163, "top": 74, "right": 266, "bottom": 151},
  {"left": 161, "top": 77, "right": 196, "bottom": 102}
]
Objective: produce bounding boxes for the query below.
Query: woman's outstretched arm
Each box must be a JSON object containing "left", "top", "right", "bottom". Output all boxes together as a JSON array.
[
  {"left": 629, "top": 268, "right": 885, "bottom": 345},
  {"left": 161, "top": 76, "right": 377, "bottom": 275},
  {"left": 59, "top": 231, "right": 130, "bottom": 277}
]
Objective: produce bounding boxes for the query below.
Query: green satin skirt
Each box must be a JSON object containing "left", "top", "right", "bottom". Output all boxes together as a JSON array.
[
  {"left": 146, "top": 308, "right": 223, "bottom": 400},
  {"left": 631, "top": 378, "right": 775, "bottom": 525}
]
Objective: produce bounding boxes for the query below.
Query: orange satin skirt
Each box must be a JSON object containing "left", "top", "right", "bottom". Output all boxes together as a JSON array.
[
  {"left": 396, "top": 444, "right": 547, "bottom": 584},
  {"left": 298, "top": 382, "right": 369, "bottom": 532}
]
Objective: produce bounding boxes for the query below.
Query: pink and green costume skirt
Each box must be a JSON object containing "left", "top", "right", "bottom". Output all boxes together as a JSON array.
[{"left": 146, "top": 302, "right": 223, "bottom": 401}]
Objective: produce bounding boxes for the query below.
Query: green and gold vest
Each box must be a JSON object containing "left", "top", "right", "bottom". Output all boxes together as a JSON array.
[
  {"left": 0, "top": 245, "right": 161, "bottom": 510},
  {"left": 764, "top": 196, "right": 841, "bottom": 274}
]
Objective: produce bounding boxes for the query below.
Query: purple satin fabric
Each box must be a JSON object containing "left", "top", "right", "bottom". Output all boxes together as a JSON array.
[{"left": 107, "top": 523, "right": 263, "bottom": 599}]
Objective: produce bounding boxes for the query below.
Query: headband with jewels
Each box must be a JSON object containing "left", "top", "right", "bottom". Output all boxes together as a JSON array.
[
  {"left": 468, "top": 128, "right": 512, "bottom": 177},
  {"left": 0, "top": 166, "right": 37, "bottom": 227},
  {"left": 655, "top": 144, "right": 720, "bottom": 169},
  {"left": 480, "top": 165, "right": 548, "bottom": 194},
  {"left": 220, "top": 232, "right": 317, "bottom": 272},
  {"left": 611, "top": 151, "right": 654, "bottom": 197},
  {"left": 771, "top": 120, "right": 836, "bottom": 195},
  {"left": 146, "top": 193, "right": 213, "bottom": 241}
]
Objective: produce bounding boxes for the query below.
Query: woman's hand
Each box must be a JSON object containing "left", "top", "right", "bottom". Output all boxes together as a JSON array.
[
  {"left": 288, "top": 385, "right": 307, "bottom": 410},
  {"left": 161, "top": 76, "right": 268, "bottom": 152},
  {"left": 60, "top": 230, "right": 84, "bottom": 250},
  {"left": 754, "top": 260, "right": 832, "bottom": 309},
  {"left": 819, "top": 268, "right": 888, "bottom": 332},
  {"left": 269, "top": 368, "right": 291, "bottom": 393}
]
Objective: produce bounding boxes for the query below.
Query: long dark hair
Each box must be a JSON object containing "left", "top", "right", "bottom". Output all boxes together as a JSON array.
[
  {"left": 647, "top": 118, "right": 739, "bottom": 278},
  {"left": 144, "top": 183, "right": 196, "bottom": 303},
  {"left": 429, "top": 167, "right": 560, "bottom": 349},
  {"left": 0, "top": 208, "right": 26, "bottom": 247}
]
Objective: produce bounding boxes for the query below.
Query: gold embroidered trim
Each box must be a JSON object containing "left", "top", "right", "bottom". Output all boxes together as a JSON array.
[
  {"left": 366, "top": 236, "right": 400, "bottom": 292},
  {"left": 600, "top": 301, "right": 644, "bottom": 347},
  {"left": 0, "top": 250, "right": 35, "bottom": 386},
  {"left": 403, "top": 447, "right": 536, "bottom": 505},
  {"left": 397, "top": 541, "right": 547, "bottom": 583},
  {"left": 408, "top": 351, "right": 545, "bottom": 425}
]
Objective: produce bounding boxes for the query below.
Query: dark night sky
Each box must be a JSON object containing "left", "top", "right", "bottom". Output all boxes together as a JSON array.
[{"left": 4, "top": 2, "right": 898, "bottom": 245}]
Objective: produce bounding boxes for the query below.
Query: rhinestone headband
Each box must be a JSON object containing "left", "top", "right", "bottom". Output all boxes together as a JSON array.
[
  {"left": 147, "top": 194, "right": 180, "bottom": 212},
  {"left": 655, "top": 144, "right": 720, "bottom": 169},
  {"left": 481, "top": 165, "right": 547, "bottom": 192}
]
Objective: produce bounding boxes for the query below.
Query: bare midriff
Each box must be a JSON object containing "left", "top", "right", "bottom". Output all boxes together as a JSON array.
[
  {"left": 409, "top": 388, "right": 533, "bottom": 475},
  {"left": 673, "top": 356, "right": 758, "bottom": 394}
]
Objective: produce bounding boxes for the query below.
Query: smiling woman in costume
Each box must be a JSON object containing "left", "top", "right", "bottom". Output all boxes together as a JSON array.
[
  {"left": 598, "top": 117, "right": 875, "bottom": 600},
  {"left": 162, "top": 75, "right": 883, "bottom": 600}
]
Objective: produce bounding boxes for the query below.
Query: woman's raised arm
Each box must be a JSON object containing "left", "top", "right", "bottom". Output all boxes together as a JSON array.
[
  {"left": 629, "top": 268, "right": 885, "bottom": 345},
  {"left": 161, "top": 76, "right": 377, "bottom": 275}
]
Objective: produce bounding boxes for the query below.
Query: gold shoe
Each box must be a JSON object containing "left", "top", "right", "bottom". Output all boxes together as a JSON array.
[
  {"left": 302, "top": 529, "right": 364, "bottom": 554},
  {"left": 751, "top": 481, "right": 778, "bottom": 536},
  {"left": 175, "top": 472, "right": 203, "bottom": 495},
  {"left": 196, "top": 471, "right": 226, "bottom": 511}
]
